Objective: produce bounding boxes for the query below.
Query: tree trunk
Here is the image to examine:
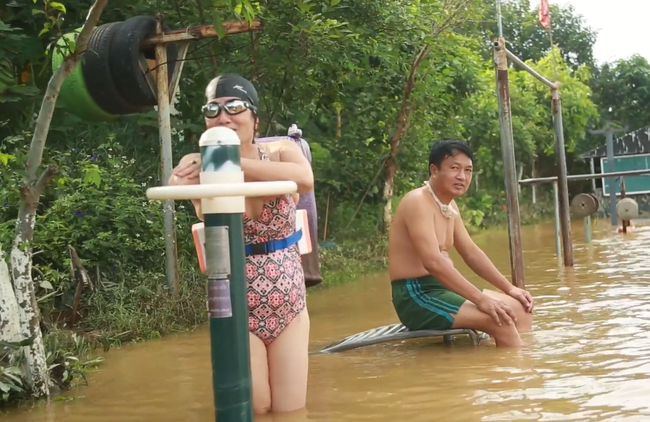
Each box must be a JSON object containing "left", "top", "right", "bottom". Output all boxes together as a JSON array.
[
  {"left": 380, "top": 0, "right": 474, "bottom": 231},
  {"left": 335, "top": 108, "right": 342, "bottom": 139},
  {"left": 69, "top": 245, "right": 93, "bottom": 325},
  {"left": 11, "top": 206, "right": 50, "bottom": 397},
  {"left": 382, "top": 154, "right": 397, "bottom": 230},
  {"left": 0, "top": 245, "right": 21, "bottom": 345},
  {"left": 8, "top": 0, "right": 109, "bottom": 399},
  {"left": 382, "top": 45, "right": 429, "bottom": 231}
]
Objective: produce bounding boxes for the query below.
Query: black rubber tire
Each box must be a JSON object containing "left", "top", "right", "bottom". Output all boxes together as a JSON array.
[
  {"left": 108, "top": 15, "right": 178, "bottom": 108},
  {"left": 82, "top": 22, "right": 151, "bottom": 115},
  {"left": 51, "top": 29, "right": 117, "bottom": 122}
]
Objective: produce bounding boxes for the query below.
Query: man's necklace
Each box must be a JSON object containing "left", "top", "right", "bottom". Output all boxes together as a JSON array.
[{"left": 424, "top": 181, "right": 458, "bottom": 219}]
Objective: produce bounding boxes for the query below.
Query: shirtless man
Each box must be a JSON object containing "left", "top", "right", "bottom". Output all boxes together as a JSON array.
[
  {"left": 616, "top": 220, "right": 634, "bottom": 233},
  {"left": 388, "top": 139, "right": 534, "bottom": 347}
]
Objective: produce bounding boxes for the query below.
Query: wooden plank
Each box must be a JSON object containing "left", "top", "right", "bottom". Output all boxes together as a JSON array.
[{"left": 143, "top": 18, "right": 263, "bottom": 46}]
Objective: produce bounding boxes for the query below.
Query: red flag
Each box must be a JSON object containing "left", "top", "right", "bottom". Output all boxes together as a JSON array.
[{"left": 539, "top": 0, "right": 550, "bottom": 29}]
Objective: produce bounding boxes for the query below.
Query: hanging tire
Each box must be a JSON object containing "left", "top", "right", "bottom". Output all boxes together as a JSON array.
[
  {"left": 108, "top": 15, "right": 178, "bottom": 108},
  {"left": 52, "top": 29, "right": 117, "bottom": 122},
  {"left": 82, "top": 22, "right": 152, "bottom": 115}
]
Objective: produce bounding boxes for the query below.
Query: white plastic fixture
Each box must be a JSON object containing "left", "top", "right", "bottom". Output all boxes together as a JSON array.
[
  {"left": 146, "top": 181, "right": 298, "bottom": 201},
  {"left": 199, "top": 126, "right": 241, "bottom": 146},
  {"left": 148, "top": 126, "right": 297, "bottom": 206}
]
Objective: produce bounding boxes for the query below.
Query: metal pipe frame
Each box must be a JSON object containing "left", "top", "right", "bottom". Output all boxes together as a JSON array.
[
  {"left": 518, "top": 169, "right": 650, "bottom": 185},
  {"left": 552, "top": 181, "right": 561, "bottom": 262},
  {"left": 550, "top": 85, "right": 573, "bottom": 266},
  {"left": 494, "top": 43, "right": 580, "bottom": 267},
  {"left": 589, "top": 122, "right": 629, "bottom": 226},
  {"left": 493, "top": 37, "right": 525, "bottom": 288},
  {"left": 155, "top": 14, "right": 180, "bottom": 296},
  {"left": 505, "top": 49, "right": 555, "bottom": 88}
]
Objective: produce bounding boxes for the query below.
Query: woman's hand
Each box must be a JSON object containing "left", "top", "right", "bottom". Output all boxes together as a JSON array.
[
  {"left": 172, "top": 153, "right": 201, "bottom": 180},
  {"left": 167, "top": 154, "right": 203, "bottom": 220}
]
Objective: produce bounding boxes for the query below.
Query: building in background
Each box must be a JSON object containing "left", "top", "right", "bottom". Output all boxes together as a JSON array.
[{"left": 580, "top": 126, "right": 650, "bottom": 217}]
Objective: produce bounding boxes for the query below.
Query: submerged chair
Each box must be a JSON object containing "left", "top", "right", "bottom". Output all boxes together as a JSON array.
[{"left": 320, "top": 323, "right": 482, "bottom": 354}]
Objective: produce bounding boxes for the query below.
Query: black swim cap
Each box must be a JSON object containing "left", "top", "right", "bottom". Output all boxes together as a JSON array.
[{"left": 205, "top": 74, "right": 259, "bottom": 108}]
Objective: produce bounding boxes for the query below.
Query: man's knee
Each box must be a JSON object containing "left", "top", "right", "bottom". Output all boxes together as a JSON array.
[
  {"left": 508, "top": 298, "right": 533, "bottom": 332},
  {"left": 452, "top": 302, "right": 522, "bottom": 346},
  {"left": 483, "top": 289, "right": 533, "bottom": 331}
]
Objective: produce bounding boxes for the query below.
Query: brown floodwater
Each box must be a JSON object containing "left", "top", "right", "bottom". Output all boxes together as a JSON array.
[{"left": 4, "top": 220, "right": 650, "bottom": 422}]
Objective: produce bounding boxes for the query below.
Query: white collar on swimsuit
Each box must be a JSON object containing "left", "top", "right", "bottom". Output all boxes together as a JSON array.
[{"left": 424, "top": 181, "right": 458, "bottom": 219}]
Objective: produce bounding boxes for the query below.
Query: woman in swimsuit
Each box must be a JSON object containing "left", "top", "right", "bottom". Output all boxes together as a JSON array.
[{"left": 168, "top": 74, "right": 313, "bottom": 415}]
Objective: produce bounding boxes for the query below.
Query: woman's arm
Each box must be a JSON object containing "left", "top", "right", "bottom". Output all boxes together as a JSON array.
[
  {"left": 190, "top": 199, "right": 204, "bottom": 221},
  {"left": 170, "top": 153, "right": 201, "bottom": 182},
  {"left": 169, "top": 153, "right": 203, "bottom": 220},
  {"left": 242, "top": 140, "right": 314, "bottom": 194},
  {"left": 170, "top": 143, "right": 310, "bottom": 202}
]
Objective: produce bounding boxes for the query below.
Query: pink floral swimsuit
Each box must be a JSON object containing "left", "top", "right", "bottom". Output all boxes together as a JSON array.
[{"left": 243, "top": 148, "right": 306, "bottom": 345}]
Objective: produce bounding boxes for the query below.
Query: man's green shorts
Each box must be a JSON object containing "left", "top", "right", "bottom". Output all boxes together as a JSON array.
[{"left": 391, "top": 275, "right": 482, "bottom": 331}]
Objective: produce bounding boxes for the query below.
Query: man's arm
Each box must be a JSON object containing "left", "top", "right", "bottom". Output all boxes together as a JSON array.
[
  {"left": 403, "top": 194, "right": 485, "bottom": 305},
  {"left": 452, "top": 205, "right": 513, "bottom": 294}
]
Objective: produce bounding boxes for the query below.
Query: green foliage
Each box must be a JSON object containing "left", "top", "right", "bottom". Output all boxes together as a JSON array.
[
  {"left": 0, "top": 338, "right": 31, "bottom": 403},
  {"left": 0, "top": 0, "right": 645, "bottom": 406},
  {"left": 458, "top": 47, "right": 599, "bottom": 190},
  {"left": 81, "top": 264, "right": 208, "bottom": 344},
  {"left": 589, "top": 54, "right": 650, "bottom": 132},
  {"left": 0, "top": 330, "right": 102, "bottom": 406},
  {"left": 0, "top": 19, "right": 40, "bottom": 104},
  {"left": 477, "top": 0, "right": 598, "bottom": 69},
  {"left": 0, "top": 0, "right": 604, "bottom": 302},
  {"left": 35, "top": 143, "right": 172, "bottom": 277},
  {"left": 317, "top": 240, "right": 387, "bottom": 286}
]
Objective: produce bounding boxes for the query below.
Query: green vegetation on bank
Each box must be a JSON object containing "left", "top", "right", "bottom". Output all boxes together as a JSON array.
[{"left": 2, "top": 0, "right": 650, "bottom": 407}]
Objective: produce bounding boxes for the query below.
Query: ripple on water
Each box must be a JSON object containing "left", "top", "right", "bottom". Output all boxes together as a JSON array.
[{"left": 4, "top": 222, "right": 650, "bottom": 422}]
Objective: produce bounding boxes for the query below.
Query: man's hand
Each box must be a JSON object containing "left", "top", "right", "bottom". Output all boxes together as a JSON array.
[
  {"left": 476, "top": 294, "right": 518, "bottom": 327},
  {"left": 506, "top": 287, "right": 534, "bottom": 313}
]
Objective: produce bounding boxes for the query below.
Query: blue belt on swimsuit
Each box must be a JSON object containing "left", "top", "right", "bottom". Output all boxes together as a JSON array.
[{"left": 245, "top": 229, "right": 303, "bottom": 256}]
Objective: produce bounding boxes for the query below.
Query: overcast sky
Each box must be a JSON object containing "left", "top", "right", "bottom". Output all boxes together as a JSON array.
[{"left": 557, "top": 0, "right": 649, "bottom": 64}]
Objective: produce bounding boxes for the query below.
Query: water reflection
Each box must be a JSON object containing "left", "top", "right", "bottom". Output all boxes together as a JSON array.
[{"left": 4, "top": 220, "right": 650, "bottom": 422}]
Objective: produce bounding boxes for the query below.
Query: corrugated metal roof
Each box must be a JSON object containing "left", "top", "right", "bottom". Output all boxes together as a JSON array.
[{"left": 580, "top": 126, "right": 650, "bottom": 159}]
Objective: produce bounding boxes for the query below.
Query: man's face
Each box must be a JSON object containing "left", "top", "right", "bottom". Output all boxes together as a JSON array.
[{"left": 430, "top": 152, "right": 473, "bottom": 197}]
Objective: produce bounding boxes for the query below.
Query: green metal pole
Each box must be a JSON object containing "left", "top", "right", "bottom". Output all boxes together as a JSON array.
[
  {"left": 199, "top": 127, "right": 253, "bottom": 422},
  {"left": 583, "top": 216, "right": 592, "bottom": 243}
]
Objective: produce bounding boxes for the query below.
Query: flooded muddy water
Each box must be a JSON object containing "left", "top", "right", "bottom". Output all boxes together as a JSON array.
[{"left": 4, "top": 220, "right": 650, "bottom": 422}]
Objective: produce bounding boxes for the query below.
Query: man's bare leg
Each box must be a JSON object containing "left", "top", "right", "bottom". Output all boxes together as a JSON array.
[
  {"left": 482, "top": 289, "right": 533, "bottom": 333},
  {"left": 451, "top": 301, "right": 522, "bottom": 347}
]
